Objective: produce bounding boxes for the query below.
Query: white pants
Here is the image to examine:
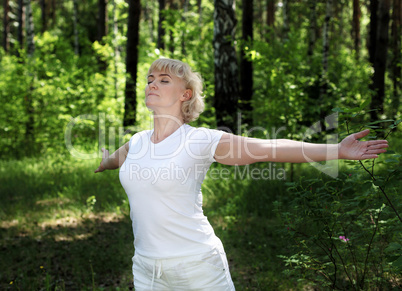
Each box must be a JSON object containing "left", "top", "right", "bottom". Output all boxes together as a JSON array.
[{"left": 132, "top": 244, "right": 235, "bottom": 291}]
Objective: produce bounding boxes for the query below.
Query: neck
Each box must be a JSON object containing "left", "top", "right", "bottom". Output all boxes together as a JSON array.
[{"left": 152, "top": 113, "right": 185, "bottom": 143}]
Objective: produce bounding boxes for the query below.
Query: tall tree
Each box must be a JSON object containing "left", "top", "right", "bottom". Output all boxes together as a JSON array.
[
  {"left": 182, "top": 0, "right": 189, "bottom": 56},
  {"left": 369, "top": 0, "right": 391, "bottom": 122},
  {"left": 123, "top": 0, "right": 141, "bottom": 127},
  {"left": 40, "top": 0, "right": 47, "bottom": 32},
  {"left": 267, "top": 0, "right": 275, "bottom": 28},
  {"left": 282, "top": 0, "right": 289, "bottom": 39},
  {"left": 24, "top": 0, "right": 35, "bottom": 152},
  {"left": 390, "top": 0, "right": 401, "bottom": 120},
  {"left": 157, "top": 0, "right": 166, "bottom": 50},
  {"left": 25, "top": 0, "right": 34, "bottom": 57},
  {"left": 3, "top": 0, "right": 10, "bottom": 52},
  {"left": 97, "top": 0, "right": 108, "bottom": 71},
  {"left": 368, "top": 0, "right": 378, "bottom": 65},
  {"left": 320, "top": 0, "right": 332, "bottom": 103},
  {"left": 73, "top": 0, "right": 79, "bottom": 55},
  {"left": 352, "top": 0, "right": 361, "bottom": 58},
  {"left": 213, "top": 0, "right": 240, "bottom": 132},
  {"left": 112, "top": 0, "right": 119, "bottom": 99},
  {"left": 307, "top": 0, "right": 317, "bottom": 57},
  {"left": 143, "top": 0, "right": 155, "bottom": 43},
  {"left": 240, "top": 0, "right": 253, "bottom": 126},
  {"left": 97, "top": 0, "right": 108, "bottom": 42},
  {"left": 17, "top": 0, "right": 24, "bottom": 48},
  {"left": 197, "top": 0, "right": 202, "bottom": 29}
]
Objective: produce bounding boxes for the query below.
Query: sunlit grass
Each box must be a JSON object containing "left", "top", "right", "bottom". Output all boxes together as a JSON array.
[{"left": 0, "top": 147, "right": 399, "bottom": 290}]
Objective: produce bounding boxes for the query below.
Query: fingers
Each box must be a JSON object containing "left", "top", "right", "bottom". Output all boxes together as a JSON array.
[{"left": 353, "top": 129, "right": 370, "bottom": 140}]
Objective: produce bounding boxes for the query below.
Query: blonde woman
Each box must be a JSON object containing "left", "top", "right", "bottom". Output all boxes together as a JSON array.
[{"left": 95, "top": 58, "right": 388, "bottom": 291}]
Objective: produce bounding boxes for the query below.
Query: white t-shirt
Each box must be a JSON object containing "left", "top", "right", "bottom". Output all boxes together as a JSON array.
[{"left": 119, "top": 124, "right": 224, "bottom": 259}]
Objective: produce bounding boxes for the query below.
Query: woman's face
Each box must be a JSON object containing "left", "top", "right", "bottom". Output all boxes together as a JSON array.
[{"left": 145, "top": 70, "right": 188, "bottom": 114}]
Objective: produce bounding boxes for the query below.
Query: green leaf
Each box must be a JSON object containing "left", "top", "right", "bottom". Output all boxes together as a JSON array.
[{"left": 385, "top": 242, "right": 402, "bottom": 253}]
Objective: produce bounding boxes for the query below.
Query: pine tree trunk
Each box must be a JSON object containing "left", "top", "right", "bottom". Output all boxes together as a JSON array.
[
  {"left": 320, "top": 0, "right": 332, "bottom": 103},
  {"left": 213, "top": 0, "right": 240, "bottom": 132},
  {"left": 390, "top": 0, "right": 401, "bottom": 120},
  {"left": 3, "top": 0, "right": 10, "bottom": 52},
  {"left": 18, "top": 0, "right": 24, "bottom": 47},
  {"left": 307, "top": 0, "right": 317, "bottom": 57},
  {"left": 369, "top": 0, "right": 391, "bottom": 122},
  {"left": 144, "top": 0, "right": 154, "bottom": 43},
  {"left": 124, "top": 0, "right": 141, "bottom": 127},
  {"left": 240, "top": 0, "right": 253, "bottom": 126},
  {"left": 113, "top": 0, "right": 119, "bottom": 99},
  {"left": 73, "top": 0, "right": 79, "bottom": 55},
  {"left": 282, "top": 0, "right": 289, "bottom": 39},
  {"left": 40, "top": 0, "right": 47, "bottom": 33},
  {"left": 267, "top": 0, "right": 275, "bottom": 27},
  {"left": 368, "top": 0, "right": 379, "bottom": 65},
  {"left": 24, "top": 0, "right": 35, "bottom": 151},
  {"left": 157, "top": 0, "right": 165, "bottom": 50},
  {"left": 182, "top": 0, "right": 189, "bottom": 56},
  {"left": 197, "top": 0, "right": 202, "bottom": 28},
  {"left": 97, "top": 0, "right": 108, "bottom": 42},
  {"left": 352, "top": 0, "right": 361, "bottom": 58},
  {"left": 97, "top": 0, "right": 108, "bottom": 71},
  {"left": 25, "top": 0, "right": 34, "bottom": 56}
]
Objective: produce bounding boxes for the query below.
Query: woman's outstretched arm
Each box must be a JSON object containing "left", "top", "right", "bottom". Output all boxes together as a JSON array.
[
  {"left": 214, "top": 129, "right": 388, "bottom": 166},
  {"left": 94, "top": 142, "right": 129, "bottom": 173}
]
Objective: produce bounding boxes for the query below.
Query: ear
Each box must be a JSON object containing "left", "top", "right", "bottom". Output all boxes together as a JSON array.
[{"left": 181, "top": 89, "right": 193, "bottom": 101}]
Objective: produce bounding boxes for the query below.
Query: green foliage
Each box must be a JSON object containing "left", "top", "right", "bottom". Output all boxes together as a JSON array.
[{"left": 275, "top": 110, "right": 402, "bottom": 289}]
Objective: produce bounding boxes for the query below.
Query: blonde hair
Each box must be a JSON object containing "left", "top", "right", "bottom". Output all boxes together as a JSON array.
[{"left": 148, "top": 58, "right": 205, "bottom": 123}]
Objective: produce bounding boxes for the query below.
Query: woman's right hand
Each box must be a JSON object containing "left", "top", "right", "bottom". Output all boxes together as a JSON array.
[{"left": 94, "top": 148, "right": 109, "bottom": 173}]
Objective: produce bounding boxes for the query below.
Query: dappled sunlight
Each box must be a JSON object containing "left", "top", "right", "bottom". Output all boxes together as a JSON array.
[{"left": 54, "top": 232, "right": 93, "bottom": 242}]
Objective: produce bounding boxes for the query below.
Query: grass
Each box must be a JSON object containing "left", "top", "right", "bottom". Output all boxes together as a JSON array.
[{"left": 1, "top": 150, "right": 400, "bottom": 290}]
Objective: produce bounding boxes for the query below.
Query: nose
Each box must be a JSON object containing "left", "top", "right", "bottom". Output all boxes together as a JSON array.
[{"left": 149, "top": 81, "right": 157, "bottom": 90}]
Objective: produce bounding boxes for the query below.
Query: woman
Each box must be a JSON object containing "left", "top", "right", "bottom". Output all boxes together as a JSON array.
[{"left": 95, "top": 58, "right": 388, "bottom": 290}]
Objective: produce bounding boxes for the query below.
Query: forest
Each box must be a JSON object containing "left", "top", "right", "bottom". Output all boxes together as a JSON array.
[{"left": 0, "top": 0, "right": 401, "bottom": 290}]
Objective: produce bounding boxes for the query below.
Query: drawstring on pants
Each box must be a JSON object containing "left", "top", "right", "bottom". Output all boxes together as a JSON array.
[{"left": 150, "top": 260, "right": 162, "bottom": 290}]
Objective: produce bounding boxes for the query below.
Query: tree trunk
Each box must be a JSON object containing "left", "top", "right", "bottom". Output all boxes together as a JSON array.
[
  {"left": 144, "top": 0, "right": 154, "bottom": 43},
  {"left": 352, "top": 0, "right": 361, "bottom": 58},
  {"left": 267, "top": 0, "right": 275, "bottom": 27},
  {"left": 197, "top": 0, "right": 202, "bottom": 28},
  {"left": 97, "top": 0, "right": 108, "bottom": 71},
  {"left": 25, "top": 0, "right": 35, "bottom": 56},
  {"left": 40, "top": 0, "right": 47, "bottom": 33},
  {"left": 182, "top": 0, "right": 189, "bottom": 56},
  {"left": 369, "top": 0, "right": 391, "bottom": 122},
  {"left": 24, "top": 0, "right": 35, "bottom": 152},
  {"left": 320, "top": 0, "right": 332, "bottom": 103},
  {"left": 50, "top": 0, "right": 56, "bottom": 28},
  {"left": 307, "top": 0, "right": 317, "bottom": 57},
  {"left": 124, "top": 0, "right": 141, "bottom": 127},
  {"left": 3, "top": 0, "right": 10, "bottom": 52},
  {"left": 390, "top": 0, "right": 401, "bottom": 120},
  {"left": 97, "top": 0, "right": 108, "bottom": 42},
  {"left": 157, "top": 0, "right": 166, "bottom": 50},
  {"left": 73, "top": 0, "right": 79, "bottom": 55},
  {"left": 240, "top": 0, "right": 253, "bottom": 127},
  {"left": 167, "top": 0, "right": 176, "bottom": 56},
  {"left": 113, "top": 0, "right": 119, "bottom": 99},
  {"left": 18, "top": 0, "right": 25, "bottom": 48},
  {"left": 368, "top": 0, "right": 379, "bottom": 65},
  {"left": 213, "top": 0, "right": 240, "bottom": 132},
  {"left": 282, "top": 0, "right": 289, "bottom": 39}
]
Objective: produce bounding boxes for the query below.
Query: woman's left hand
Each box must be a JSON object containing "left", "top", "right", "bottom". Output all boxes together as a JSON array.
[{"left": 339, "top": 129, "right": 389, "bottom": 160}]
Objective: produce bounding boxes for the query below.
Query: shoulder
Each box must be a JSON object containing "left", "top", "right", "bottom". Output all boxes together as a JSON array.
[
  {"left": 184, "top": 125, "right": 224, "bottom": 141},
  {"left": 128, "top": 130, "right": 151, "bottom": 147}
]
